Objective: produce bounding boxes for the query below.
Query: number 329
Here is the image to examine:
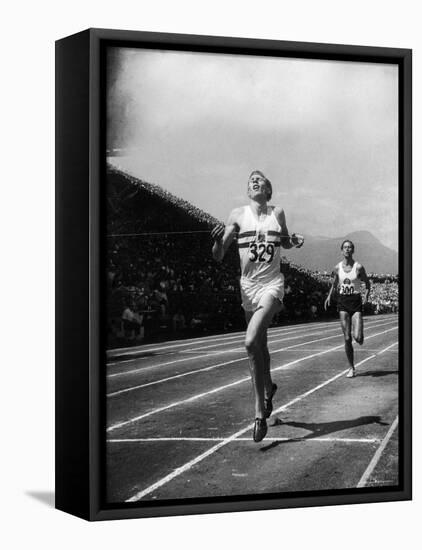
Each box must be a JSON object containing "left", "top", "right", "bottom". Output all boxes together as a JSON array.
[{"left": 249, "top": 243, "right": 275, "bottom": 263}]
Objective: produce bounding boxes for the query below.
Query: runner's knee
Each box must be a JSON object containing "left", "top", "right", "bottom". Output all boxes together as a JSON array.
[
  {"left": 344, "top": 332, "right": 352, "bottom": 343},
  {"left": 245, "top": 334, "right": 260, "bottom": 354}
]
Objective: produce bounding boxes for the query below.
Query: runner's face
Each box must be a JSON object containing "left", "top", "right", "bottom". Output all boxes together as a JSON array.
[
  {"left": 248, "top": 174, "right": 269, "bottom": 199},
  {"left": 342, "top": 242, "right": 354, "bottom": 258}
]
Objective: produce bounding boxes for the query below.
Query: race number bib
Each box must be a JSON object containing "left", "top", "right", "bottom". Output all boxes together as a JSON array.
[
  {"left": 248, "top": 242, "right": 275, "bottom": 263},
  {"left": 340, "top": 278, "right": 356, "bottom": 295},
  {"left": 340, "top": 284, "right": 356, "bottom": 295}
]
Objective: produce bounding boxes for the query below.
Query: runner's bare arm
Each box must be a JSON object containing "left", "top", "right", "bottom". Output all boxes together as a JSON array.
[
  {"left": 324, "top": 267, "right": 339, "bottom": 310},
  {"left": 274, "top": 207, "right": 304, "bottom": 249},
  {"left": 211, "top": 208, "right": 241, "bottom": 262},
  {"left": 358, "top": 264, "right": 371, "bottom": 305}
]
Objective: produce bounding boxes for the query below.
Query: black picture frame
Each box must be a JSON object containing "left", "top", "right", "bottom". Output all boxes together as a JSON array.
[{"left": 55, "top": 28, "right": 412, "bottom": 521}]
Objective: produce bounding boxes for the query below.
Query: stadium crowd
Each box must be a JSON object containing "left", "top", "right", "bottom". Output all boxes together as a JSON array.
[
  {"left": 106, "top": 166, "right": 398, "bottom": 346},
  {"left": 368, "top": 278, "right": 399, "bottom": 314}
]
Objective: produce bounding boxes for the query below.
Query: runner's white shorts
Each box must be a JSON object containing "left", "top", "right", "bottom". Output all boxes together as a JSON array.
[{"left": 240, "top": 276, "right": 285, "bottom": 312}]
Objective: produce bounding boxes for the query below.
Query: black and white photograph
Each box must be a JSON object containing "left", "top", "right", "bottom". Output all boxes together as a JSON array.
[
  {"left": 105, "top": 44, "right": 402, "bottom": 505},
  {"left": 3, "top": 0, "right": 421, "bottom": 542}
]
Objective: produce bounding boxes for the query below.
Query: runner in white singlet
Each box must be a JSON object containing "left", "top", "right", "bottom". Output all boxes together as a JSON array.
[
  {"left": 324, "top": 240, "right": 371, "bottom": 378},
  {"left": 211, "top": 170, "right": 304, "bottom": 442},
  {"left": 237, "top": 204, "right": 285, "bottom": 311}
]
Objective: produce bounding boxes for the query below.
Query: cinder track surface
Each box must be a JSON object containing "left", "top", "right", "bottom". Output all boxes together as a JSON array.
[{"left": 106, "top": 314, "right": 399, "bottom": 503}]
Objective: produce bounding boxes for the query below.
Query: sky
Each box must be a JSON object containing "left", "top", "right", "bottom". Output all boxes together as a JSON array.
[{"left": 107, "top": 47, "right": 398, "bottom": 251}]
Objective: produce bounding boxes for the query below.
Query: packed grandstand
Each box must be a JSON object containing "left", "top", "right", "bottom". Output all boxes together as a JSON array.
[{"left": 106, "top": 165, "right": 398, "bottom": 347}]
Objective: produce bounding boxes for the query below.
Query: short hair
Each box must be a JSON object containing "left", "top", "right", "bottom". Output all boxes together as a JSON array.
[
  {"left": 341, "top": 239, "right": 355, "bottom": 253},
  {"left": 248, "top": 170, "right": 273, "bottom": 201}
]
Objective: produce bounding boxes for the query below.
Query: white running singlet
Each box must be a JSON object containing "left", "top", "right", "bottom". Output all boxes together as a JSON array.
[
  {"left": 237, "top": 205, "right": 283, "bottom": 284},
  {"left": 337, "top": 261, "right": 361, "bottom": 295}
]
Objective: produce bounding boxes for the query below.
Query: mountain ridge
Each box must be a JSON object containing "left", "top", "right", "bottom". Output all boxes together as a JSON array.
[{"left": 284, "top": 230, "right": 398, "bottom": 274}]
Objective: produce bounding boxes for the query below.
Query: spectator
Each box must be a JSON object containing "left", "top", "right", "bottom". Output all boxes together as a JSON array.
[
  {"left": 172, "top": 309, "right": 186, "bottom": 332},
  {"left": 106, "top": 165, "right": 398, "bottom": 347},
  {"left": 121, "top": 301, "right": 144, "bottom": 341}
]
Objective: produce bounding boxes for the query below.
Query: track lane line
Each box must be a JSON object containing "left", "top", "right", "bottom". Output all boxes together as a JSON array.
[
  {"left": 107, "top": 322, "right": 332, "bottom": 360},
  {"left": 107, "top": 316, "right": 394, "bottom": 365},
  {"left": 107, "top": 328, "right": 397, "bottom": 429},
  {"left": 108, "top": 315, "right": 396, "bottom": 357},
  {"left": 125, "top": 340, "right": 396, "bottom": 502},
  {"left": 107, "top": 322, "right": 397, "bottom": 395},
  {"left": 108, "top": 319, "right": 396, "bottom": 380},
  {"left": 106, "top": 322, "right": 341, "bottom": 366},
  {"left": 107, "top": 322, "right": 396, "bottom": 395},
  {"left": 107, "top": 325, "right": 343, "bottom": 377},
  {"left": 163, "top": 317, "right": 394, "bottom": 355},
  {"left": 357, "top": 415, "right": 399, "bottom": 488},
  {"left": 107, "top": 318, "right": 352, "bottom": 358},
  {"left": 108, "top": 437, "right": 381, "bottom": 443}
]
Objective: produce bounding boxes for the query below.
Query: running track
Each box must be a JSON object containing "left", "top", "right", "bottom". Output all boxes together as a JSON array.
[{"left": 106, "top": 314, "right": 399, "bottom": 503}]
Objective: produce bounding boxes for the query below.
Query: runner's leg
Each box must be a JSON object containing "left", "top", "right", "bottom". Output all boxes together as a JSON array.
[
  {"left": 245, "top": 294, "right": 281, "bottom": 418},
  {"left": 339, "top": 311, "right": 354, "bottom": 369},
  {"left": 261, "top": 331, "right": 273, "bottom": 397},
  {"left": 352, "top": 311, "right": 364, "bottom": 345},
  {"left": 244, "top": 310, "right": 265, "bottom": 419}
]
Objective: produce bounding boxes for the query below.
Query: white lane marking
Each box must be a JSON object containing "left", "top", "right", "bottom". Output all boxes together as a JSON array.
[
  {"left": 369, "top": 342, "right": 398, "bottom": 354},
  {"left": 125, "top": 341, "right": 395, "bottom": 502},
  {"left": 268, "top": 343, "right": 397, "bottom": 413},
  {"left": 106, "top": 326, "right": 309, "bottom": 367},
  {"left": 107, "top": 319, "right": 351, "bottom": 358},
  {"left": 107, "top": 328, "right": 397, "bottom": 429},
  {"left": 106, "top": 322, "right": 397, "bottom": 394},
  {"left": 108, "top": 350, "right": 237, "bottom": 371},
  {"left": 107, "top": 316, "right": 393, "bottom": 365},
  {"left": 108, "top": 437, "right": 381, "bottom": 443},
  {"left": 108, "top": 357, "right": 247, "bottom": 397},
  {"left": 172, "top": 321, "right": 365, "bottom": 354},
  {"left": 108, "top": 319, "right": 395, "bottom": 379},
  {"left": 107, "top": 331, "right": 246, "bottom": 356},
  {"left": 236, "top": 348, "right": 399, "bottom": 353},
  {"left": 168, "top": 326, "right": 308, "bottom": 353},
  {"left": 357, "top": 415, "right": 399, "bottom": 488},
  {"left": 107, "top": 315, "right": 397, "bottom": 357},
  {"left": 107, "top": 322, "right": 396, "bottom": 396},
  {"left": 107, "top": 327, "right": 334, "bottom": 377},
  {"left": 182, "top": 350, "right": 241, "bottom": 355},
  {"left": 188, "top": 346, "right": 394, "bottom": 357},
  {"left": 107, "top": 322, "right": 329, "bottom": 359},
  {"left": 179, "top": 319, "right": 395, "bottom": 360},
  {"left": 106, "top": 322, "right": 340, "bottom": 366}
]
